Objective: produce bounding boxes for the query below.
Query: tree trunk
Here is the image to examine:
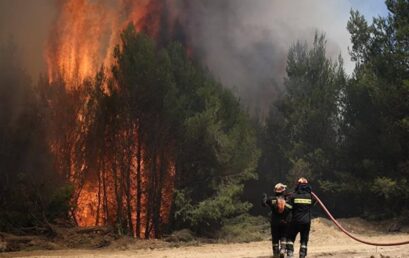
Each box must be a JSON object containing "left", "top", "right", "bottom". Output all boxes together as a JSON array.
[
  {"left": 113, "top": 157, "right": 123, "bottom": 234},
  {"left": 125, "top": 132, "right": 134, "bottom": 236},
  {"left": 153, "top": 150, "right": 165, "bottom": 238},
  {"left": 145, "top": 143, "right": 157, "bottom": 239},
  {"left": 136, "top": 124, "right": 142, "bottom": 238},
  {"left": 102, "top": 160, "right": 109, "bottom": 224},
  {"left": 95, "top": 169, "right": 102, "bottom": 226}
]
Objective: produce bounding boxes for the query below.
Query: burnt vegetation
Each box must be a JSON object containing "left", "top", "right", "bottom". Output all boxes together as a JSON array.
[{"left": 0, "top": 0, "right": 408, "bottom": 244}]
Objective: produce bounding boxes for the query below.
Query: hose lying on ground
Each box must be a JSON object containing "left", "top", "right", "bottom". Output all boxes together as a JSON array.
[{"left": 311, "top": 192, "right": 409, "bottom": 246}]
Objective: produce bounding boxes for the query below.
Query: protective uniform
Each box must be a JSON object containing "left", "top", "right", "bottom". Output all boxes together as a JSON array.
[
  {"left": 262, "top": 183, "right": 292, "bottom": 258},
  {"left": 286, "top": 178, "right": 315, "bottom": 258}
]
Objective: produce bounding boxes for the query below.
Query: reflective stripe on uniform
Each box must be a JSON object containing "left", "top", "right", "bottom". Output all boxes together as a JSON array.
[
  {"left": 287, "top": 241, "right": 293, "bottom": 245},
  {"left": 273, "top": 244, "right": 279, "bottom": 247},
  {"left": 301, "top": 244, "right": 307, "bottom": 248},
  {"left": 285, "top": 203, "right": 293, "bottom": 209},
  {"left": 294, "top": 198, "right": 312, "bottom": 204}
]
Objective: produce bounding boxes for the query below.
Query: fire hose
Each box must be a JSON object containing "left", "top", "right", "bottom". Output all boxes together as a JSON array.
[{"left": 311, "top": 192, "right": 409, "bottom": 246}]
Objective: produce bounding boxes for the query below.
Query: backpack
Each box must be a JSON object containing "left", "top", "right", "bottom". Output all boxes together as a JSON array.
[{"left": 276, "top": 196, "right": 286, "bottom": 214}]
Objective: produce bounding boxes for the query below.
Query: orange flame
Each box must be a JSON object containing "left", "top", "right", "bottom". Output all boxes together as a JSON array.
[
  {"left": 46, "top": 0, "right": 151, "bottom": 86},
  {"left": 46, "top": 0, "right": 178, "bottom": 237}
]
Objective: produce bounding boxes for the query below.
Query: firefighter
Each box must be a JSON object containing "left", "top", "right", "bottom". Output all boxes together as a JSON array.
[
  {"left": 262, "top": 183, "right": 292, "bottom": 258},
  {"left": 286, "top": 177, "right": 315, "bottom": 258}
]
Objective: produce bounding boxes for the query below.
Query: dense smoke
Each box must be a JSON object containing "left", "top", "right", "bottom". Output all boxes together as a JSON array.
[
  {"left": 1, "top": 0, "right": 361, "bottom": 116},
  {"left": 0, "top": 0, "right": 55, "bottom": 81},
  {"left": 176, "top": 0, "right": 353, "bottom": 117}
]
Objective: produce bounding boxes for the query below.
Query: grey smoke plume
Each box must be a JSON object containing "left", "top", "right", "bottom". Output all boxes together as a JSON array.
[
  {"left": 1, "top": 0, "right": 364, "bottom": 117},
  {"left": 179, "top": 0, "right": 354, "bottom": 117},
  {"left": 0, "top": 0, "right": 55, "bottom": 81}
]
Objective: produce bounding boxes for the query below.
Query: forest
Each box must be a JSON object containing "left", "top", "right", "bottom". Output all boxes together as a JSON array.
[{"left": 0, "top": 0, "right": 408, "bottom": 241}]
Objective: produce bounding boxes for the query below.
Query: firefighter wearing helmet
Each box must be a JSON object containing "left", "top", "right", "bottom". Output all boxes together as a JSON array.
[
  {"left": 286, "top": 177, "right": 315, "bottom": 258},
  {"left": 262, "top": 183, "right": 292, "bottom": 258}
]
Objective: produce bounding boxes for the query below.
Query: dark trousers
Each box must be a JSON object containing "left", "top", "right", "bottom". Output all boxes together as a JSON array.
[
  {"left": 271, "top": 223, "right": 287, "bottom": 254},
  {"left": 287, "top": 222, "right": 310, "bottom": 256}
]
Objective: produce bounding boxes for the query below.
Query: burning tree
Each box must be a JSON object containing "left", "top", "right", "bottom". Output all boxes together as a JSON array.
[
  {"left": 37, "top": 0, "right": 260, "bottom": 238},
  {"left": 41, "top": 18, "right": 260, "bottom": 237}
]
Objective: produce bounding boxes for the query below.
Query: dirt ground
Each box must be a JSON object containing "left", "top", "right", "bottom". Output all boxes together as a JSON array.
[{"left": 2, "top": 218, "right": 409, "bottom": 258}]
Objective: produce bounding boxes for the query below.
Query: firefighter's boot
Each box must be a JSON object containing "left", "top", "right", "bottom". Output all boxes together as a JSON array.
[
  {"left": 272, "top": 243, "right": 280, "bottom": 258},
  {"left": 279, "top": 239, "right": 286, "bottom": 258},
  {"left": 299, "top": 243, "right": 307, "bottom": 258},
  {"left": 286, "top": 241, "right": 294, "bottom": 258}
]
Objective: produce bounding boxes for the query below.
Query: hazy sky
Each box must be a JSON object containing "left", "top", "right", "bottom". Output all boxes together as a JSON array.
[
  {"left": 0, "top": 0, "right": 388, "bottom": 80},
  {"left": 0, "top": 0, "right": 55, "bottom": 81}
]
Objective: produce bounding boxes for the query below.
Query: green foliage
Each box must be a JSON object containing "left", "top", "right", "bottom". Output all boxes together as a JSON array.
[
  {"left": 174, "top": 183, "right": 254, "bottom": 235},
  {"left": 258, "top": 32, "right": 346, "bottom": 200},
  {"left": 371, "top": 177, "right": 398, "bottom": 199},
  {"left": 0, "top": 172, "right": 72, "bottom": 231},
  {"left": 287, "top": 158, "right": 312, "bottom": 184},
  {"left": 259, "top": 4, "right": 409, "bottom": 219},
  {"left": 47, "top": 185, "right": 74, "bottom": 221},
  {"left": 175, "top": 184, "right": 255, "bottom": 235},
  {"left": 338, "top": 1, "right": 409, "bottom": 216},
  {"left": 110, "top": 25, "right": 260, "bottom": 236}
]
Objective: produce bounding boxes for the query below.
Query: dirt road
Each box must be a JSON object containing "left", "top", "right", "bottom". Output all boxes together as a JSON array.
[
  {"left": 3, "top": 219, "right": 409, "bottom": 258},
  {"left": 3, "top": 239, "right": 409, "bottom": 258}
]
